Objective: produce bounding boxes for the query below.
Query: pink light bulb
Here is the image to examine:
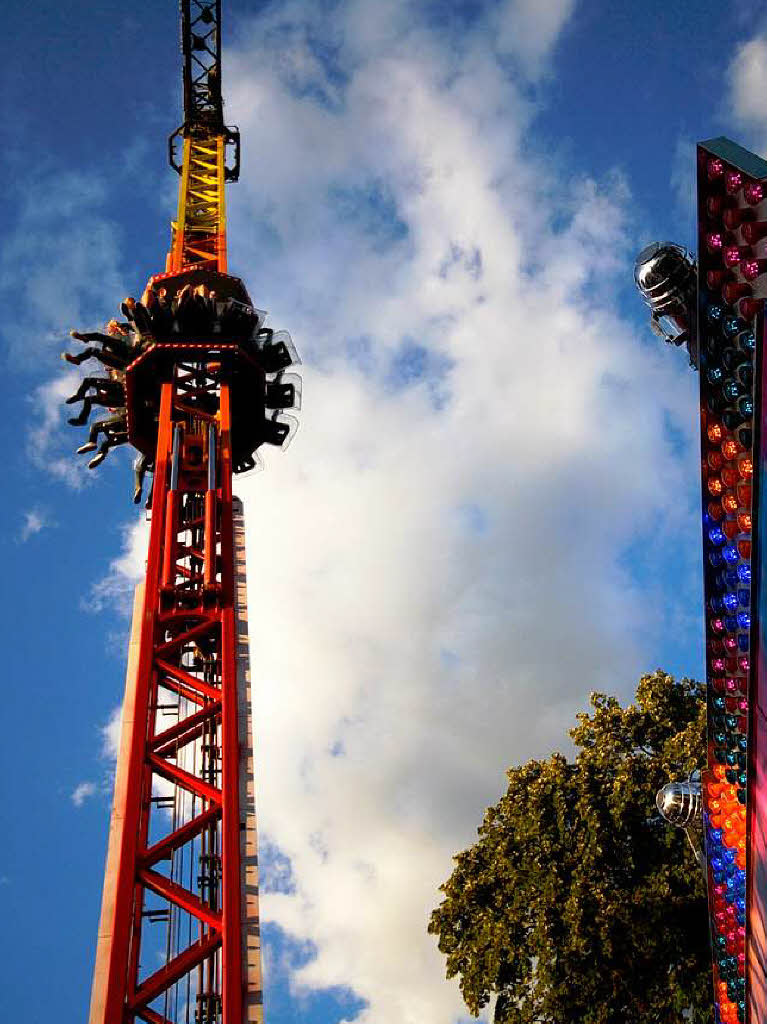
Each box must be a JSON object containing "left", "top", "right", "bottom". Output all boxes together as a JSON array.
[
  {"left": 724, "top": 637, "right": 738, "bottom": 653},
  {"left": 739, "top": 656, "right": 750, "bottom": 672},
  {"left": 708, "top": 232, "right": 725, "bottom": 251},
  {"left": 709, "top": 158, "right": 725, "bottom": 180},
  {"left": 712, "top": 617, "right": 725, "bottom": 634},
  {"left": 741, "top": 258, "right": 763, "bottom": 280},
  {"left": 739, "top": 699, "right": 749, "bottom": 713},
  {"left": 726, "top": 171, "right": 743, "bottom": 194},
  {"left": 712, "top": 657, "right": 726, "bottom": 673},
  {"left": 745, "top": 181, "right": 764, "bottom": 205},
  {"left": 724, "top": 245, "right": 751, "bottom": 268}
]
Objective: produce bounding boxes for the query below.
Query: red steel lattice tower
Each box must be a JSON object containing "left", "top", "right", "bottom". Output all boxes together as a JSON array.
[{"left": 83, "top": 3, "right": 299, "bottom": 1021}]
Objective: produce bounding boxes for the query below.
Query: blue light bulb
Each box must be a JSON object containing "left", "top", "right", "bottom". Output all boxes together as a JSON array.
[
  {"left": 710, "top": 551, "right": 724, "bottom": 567},
  {"left": 723, "top": 315, "right": 742, "bottom": 337},
  {"left": 738, "top": 611, "right": 751, "bottom": 630},
  {"left": 723, "top": 592, "right": 739, "bottom": 612},
  {"left": 737, "top": 565, "right": 751, "bottom": 583},
  {"left": 726, "top": 570, "right": 739, "bottom": 588},
  {"left": 739, "top": 589, "right": 750, "bottom": 607},
  {"left": 723, "top": 545, "right": 739, "bottom": 564},
  {"left": 739, "top": 395, "right": 754, "bottom": 417},
  {"left": 739, "top": 634, "right": 750, "bottom": 652},
  {"left": 710, "top": 526, "right": 726, "bottom": 545},
  {"left": 723, "top": 379, "right": 741, "bottom": 399},
  {"left": 708, "top": 366, "right": 725, "bottom": 384},
  {"left": 725, "top": 615, "right": 738, "bottom": 632},
  {"left": 708, "top": 304, "right": 724, "bottom": 322}
]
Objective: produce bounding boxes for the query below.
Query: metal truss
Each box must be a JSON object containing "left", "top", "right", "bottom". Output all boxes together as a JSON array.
[
  {"left": 170, "top": 134, "right": 228, "bottom": 275},
  {"left": 90, "top": 364, "right": 253, "bottom": 1024}
]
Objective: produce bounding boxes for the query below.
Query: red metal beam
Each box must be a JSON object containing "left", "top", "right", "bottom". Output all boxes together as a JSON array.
[
  {"left": 138, "top": 867, "right": 223, "bottom": 929},
  {"left": 129, "top": 931, "right": 222, "bottom": 1011},
  {"left": 147, "top": 752, "right": 222, "bottom": 805},
  {"left": 141, "top": 804, "right": 222, "bottom": 868},
  {"left": 149, "top": 700, "right": 222, "bottom": 753}
]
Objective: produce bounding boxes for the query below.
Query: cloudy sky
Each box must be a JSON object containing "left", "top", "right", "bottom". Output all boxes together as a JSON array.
[{"left": 3, "top": 1, "right": 767, "bottom": 1022}]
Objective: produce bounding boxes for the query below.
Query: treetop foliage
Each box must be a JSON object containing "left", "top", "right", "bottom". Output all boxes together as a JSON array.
[{"left": 428, "top": 671, "right": 710, "bottom": 1024}]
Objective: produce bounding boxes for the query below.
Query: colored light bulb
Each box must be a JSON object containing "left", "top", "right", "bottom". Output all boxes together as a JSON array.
[
  {"left": 709, "top": 501, "right": 725, "bottom": 521},
  {"left": 738, "top": 612, "right": 751, "bottom": 629},
  {"left": 737, "top": 482, "right": 751, "bottom": 506},
  {"left": 738, "top": 329, "right": 756, "bottom": 351},
  {"left": 709, "top": 422, "right": 724, "bottom": 442},
  {"left": 724, "top": 207, "right": 754, "bottom": 230},
  {"left": 724, "top": 246, "right": 751, "bottom": 268},
  {"left": 709, "top": 269, "right": 734, "bottom": 289},
  {"left": 744, "top": 181, "right": 764, "bottom": 205},
  {"left": 737, "top": 396, "right": 753, "bottom": 418},
  {"left": 709, "top": 158, "right": 725, "bottom": 179},
  {"left": 723, "top": 438, "right": 742, "bottom": 460},
  {"left": 737, "top": 565, "right": 751, "bottom": 583},
  {"left": 741, "top": 257, "right": 766, "bottom": 281},
  {"left": 738, "top": 457, "right": 753, "bottom": 479},
  {"left": 723, "top": 493, "right": 739, "bottom": 514},
  {"left": 736, "top": 512, "right": 752, "bottom": 533},
  {"left": 709, "top": 305, "right": 725, "bottom": 323},
  {"left": 708, "top": 366, "right": 725, "bottom": 384},
  {"left": 724, "top": 545, "right": 740, "bottom": 563},
  {"left": 741, "top": 220, "right": 767, "bottom": 244},
  {"left": 723, "top": 315, "right": 743, "bottom": 338},
  {"left": 739, "top": 298, "right": 764, "bottom": 320},
  {"left": 708, "top": 232, "right": 726, "bottom": 252},
  {"left": 726, "top": 171, "right": 743, "bottom": 194},
  {"left": 724, "top": 282, "right": 753, "bottom": 304},
  {"left": 722, "top": 466, "right": 739, "bottom": 487}
]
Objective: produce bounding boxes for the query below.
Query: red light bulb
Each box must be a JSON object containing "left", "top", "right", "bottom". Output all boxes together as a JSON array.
[
  {"left": 739, "top": 297, "right": 764, "bottom": 319},
  {"left": 723, "top": 281, "right": 752, "bottom": 304},
  {"left": 708, "top": 269, "right": 734, "bottom": 288},
  {"left": 741, "top": 220, "right": 767, "bottom": 244},
  {"left": 724, "top": 206, "right": 755, "bottom": 229}
]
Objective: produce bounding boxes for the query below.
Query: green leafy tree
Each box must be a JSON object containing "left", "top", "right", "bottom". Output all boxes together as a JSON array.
[{"left": 428, "top": 671, "right": 710, "bottom": 1024}]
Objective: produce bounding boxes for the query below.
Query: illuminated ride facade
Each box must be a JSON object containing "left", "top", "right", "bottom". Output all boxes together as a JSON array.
[
  {"left": 82, "top": 3, "right": 299, "bottom": 1021},
  {"left": 637, "top": 138, "right": 767, "bottom": 1024}
]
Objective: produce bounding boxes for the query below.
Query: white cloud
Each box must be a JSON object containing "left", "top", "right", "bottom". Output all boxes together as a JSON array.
[
  {"left": 729, "top": 36, "right": 767, "bottom": 127},
  {"left": 90, "top": 2, "right": 703, "bottom": 1022},
  {"left": 101, "top": 705, "right": 123, "bottom": 763},
  {"left": 18, "top": 507, "right": 48, "bottom": 543},
  {"left": 494, "top": 0, "right": 577, "bottom": 75},
  {"left": 71, "top": 781, "right": 97, "bottom": 807}
]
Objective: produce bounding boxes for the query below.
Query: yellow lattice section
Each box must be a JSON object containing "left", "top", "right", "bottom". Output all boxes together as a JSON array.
[{"left": 169, "top": 133, "right": 228, "bottom": 273}]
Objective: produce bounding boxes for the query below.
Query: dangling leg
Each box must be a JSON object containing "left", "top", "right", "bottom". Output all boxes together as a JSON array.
[{"left": 68, "top": 396, "right": 93, "bottom": 426}]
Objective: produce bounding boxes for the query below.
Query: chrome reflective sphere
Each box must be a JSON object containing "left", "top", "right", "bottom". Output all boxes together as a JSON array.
[{"left": 656, "top": 780, "right": 702, "bottom": 827}]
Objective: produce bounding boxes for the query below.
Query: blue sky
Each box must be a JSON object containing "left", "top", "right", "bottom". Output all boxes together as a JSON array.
[{"left": 3, "top": 2, "right": 767, "bottom": 1022}]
